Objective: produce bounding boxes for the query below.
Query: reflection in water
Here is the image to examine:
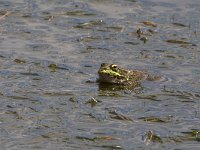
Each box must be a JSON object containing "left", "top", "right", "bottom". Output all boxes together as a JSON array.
[{"left": 98, "top": 82, "right": 142, "bottom": 91}]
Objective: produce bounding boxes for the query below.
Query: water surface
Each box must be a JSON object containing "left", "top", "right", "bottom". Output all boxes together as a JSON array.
[{"left": 0, "top": 0, "right": 200, "bottom": 149}]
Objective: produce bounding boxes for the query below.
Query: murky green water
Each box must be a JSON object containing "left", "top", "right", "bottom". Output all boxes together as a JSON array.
[{"left": 0, "top": 0, "right": 200, "bottom": 149}]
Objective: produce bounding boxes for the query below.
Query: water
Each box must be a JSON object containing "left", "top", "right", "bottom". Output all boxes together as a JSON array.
[{"left": 0, "top": 0, "right": 200, "bottom": 149}]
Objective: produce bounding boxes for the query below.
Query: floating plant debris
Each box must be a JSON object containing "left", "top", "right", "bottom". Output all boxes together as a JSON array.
[
  {"left": 14, "top": 59, "right": 26, "bottom": 64},
  {"left": 165, "top": 129, "right": 200, "bottom": 142},
  {"left": 75, "top": 20, "right": 104, "bottom": 28},
  {"left": 0, "top": 11, "right": 11, "bottom": 20},
  {"left": 140, "top": 36, "right": 148, "bottom": 43},
  {"left": 109, "top": 110, "right": 133, "bottom": 121},
  {"left": 142, "top": 21, "right": 158, "bottom": 27},
  {"left": 85, "top": 97, "right": 98, "bottom": 107},
  {"left": 144, "top": 130, "right": 163, "bottom": 144},
  {"left": 138, "top": 116, "right": 172, "bottom": 123},
  {"left": 48, "top": 63, "right": 58, "bottom": 72},
  {"left": 101, "top": 145, "right": 123, "bottom": 149},
  {"left": 166, "top": 39, "right": 191, "bottom": 44},
  {"left": 173, "top": 22, "right": 187, "bottom": 27},
  {"left": 64, "top": 10, "right": 96, "bottom": 16}
]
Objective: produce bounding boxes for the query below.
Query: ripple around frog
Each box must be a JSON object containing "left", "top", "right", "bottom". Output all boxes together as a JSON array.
[
  {"left": 147, "top": 74, "right": 172, "bottom": 83},
  {"left": 97, "top": 75, "right": 171, "bottom": 92}
]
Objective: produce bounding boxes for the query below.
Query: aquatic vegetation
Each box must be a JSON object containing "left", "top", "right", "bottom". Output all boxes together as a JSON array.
[
  {"left": 0, "top": 11, "right": 11, "bottom": 20},
  {"left": 138, "top": 116, "right": 172, "bottom": 123},
  {"left": 48, "top": 63, "right": 58, "bottom": 72},
  {"left": 109, "top": 110, "right": 133, "bottom": 121},
  {"left": 140, "top": 36, "right": 148, "bottom": 43},
  {"left": 64, "top": 10, "right": 96, "bottom": 16},
  {"left": 144, "top": 130, "right": 163, "bottom": 144},
  {"left": 14, "top": 58, "right": 26, "bottom": 64},
  {"left": 172, "top": 22, "right": 188, "bottom": 27},
  {"left": 75, "top": 19, "right": 104, "bottom": 28},
  {"left": 180, "top": 129, "right": 200, "bottom": 141},
  {"left": 85, "top": 97, "right": 98, "bottom": 107},
  {"left": 141, "top": 21, "right": 158, "bottom": 27},
  {"left": 166, "top": 39, "right": 191, "bottom": 44},
  {"left": 163, "top": 129, "right": 200, "bottom": 143}
]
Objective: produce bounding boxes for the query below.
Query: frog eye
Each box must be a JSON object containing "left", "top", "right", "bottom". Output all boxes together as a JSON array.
[{"left": 111, "top": 64, "right": 117, "bottom": 69}]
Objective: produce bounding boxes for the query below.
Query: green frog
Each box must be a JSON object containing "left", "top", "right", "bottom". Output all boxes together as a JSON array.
[
  {"left": 98, "top": 63, "right": 158, "bottom": 88},
  {"left": 98, "top": 63, "right": 147, "bottom": 84}
]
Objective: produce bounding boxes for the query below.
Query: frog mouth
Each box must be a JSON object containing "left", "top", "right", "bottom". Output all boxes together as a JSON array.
[
  {"left": 98, "top": 71, "right": 128, "bottom": 84},
  {"left": 99, "top": 70, "right": 122, "bottom": 77}
]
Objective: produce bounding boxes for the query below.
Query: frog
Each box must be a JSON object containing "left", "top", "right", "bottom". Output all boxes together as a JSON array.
[{"left": 98, "top": 63, "right": 158, "bottom": 88}]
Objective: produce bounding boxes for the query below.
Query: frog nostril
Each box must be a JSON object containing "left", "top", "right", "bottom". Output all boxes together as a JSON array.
[{"left": 101, "top": 63, "right": 107, "bottom": 67}]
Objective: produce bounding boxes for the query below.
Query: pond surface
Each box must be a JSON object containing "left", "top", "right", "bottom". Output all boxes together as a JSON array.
[{"left": 0, "top": 0, "right": 200, "bottom": 149}]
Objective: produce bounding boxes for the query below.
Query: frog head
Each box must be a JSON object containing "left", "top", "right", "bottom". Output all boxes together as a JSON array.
[{"left": 98, "top": 63, "right": 129, "bottom": 84}]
